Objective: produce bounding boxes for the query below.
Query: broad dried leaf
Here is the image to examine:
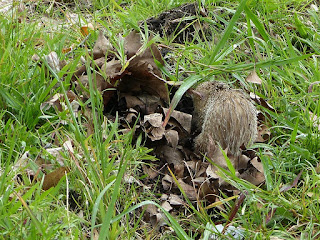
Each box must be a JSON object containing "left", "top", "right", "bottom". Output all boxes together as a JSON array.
[
  {"left": 142, "top": 165, "right": 159, "bottom": 179},
  {"left": 177, "top": 179, "right": 197, "bottom": 201},
  {"left": 250, "top": 157, "right": 264, "bottom": 173},
  {"left": 198, "top": 181, "right": 216, "bottom": 202},
  {"left": 206, "top": 164, "right": 220, "bottom": 179},
  {"left": 119, "top": 31, "right": 169, "bottom": 101},
  {"left": 162, "top": 174, "right": 173, "bottom": 191},
  {"left": 72, "top": 57, "right": 105, "bottom": 81},
  {"left": 40, "top": 91, "right": 78, "bottom": 114},
  {"left": 122, "top": 93, "right": 160, "bottom": 114},
  {"left": 164, "top": 130, "right": 179, "bottom": 149},
  {"left": 93, "top": 30, "right": 113, "bottom": 59},
  {"left": 144, "top": 113, "right": 165, "bottom": 140},
  {"left": 42, "top": 167, "right": 69, "bottom": 190},
  {"left": 162, "top": 107, "right": 192, "bottom": 134},
  {"left": 161, "top": 201, "right": 173, "bottom": 212},
  {"left": 144, "top": 113, "right": 163, "bottom": 127},
  {"left": 46, "top": 147, "right": 65, "bottom": 166},
  {"left": 155, "top": 146, "right": 184, "bottom": 177},
  {"left": 237, "top": 154, "right": 250, "bottom": 170},
  {"left": 168, "top": 194, "right": 184, "bottom": 205},
  {"left": 102, "top": 58, "right": 126, "bottom": 81},
  {"left": 246, "top": 70, "right": 262, "bottom": 84}
]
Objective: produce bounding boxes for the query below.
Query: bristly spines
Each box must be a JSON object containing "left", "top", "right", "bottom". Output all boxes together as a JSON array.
[{"left": 193, "top": 81, "right": 257, "bottom": 156}]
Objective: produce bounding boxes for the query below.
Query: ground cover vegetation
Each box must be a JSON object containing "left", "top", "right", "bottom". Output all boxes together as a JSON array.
[{"left": 0, "top": 0, "right": 320, "bottom": 239}]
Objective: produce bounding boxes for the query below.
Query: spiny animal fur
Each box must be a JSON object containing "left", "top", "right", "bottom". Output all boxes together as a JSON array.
[{"left": 193, "top": 81, "right": 257, "bottom": 156}]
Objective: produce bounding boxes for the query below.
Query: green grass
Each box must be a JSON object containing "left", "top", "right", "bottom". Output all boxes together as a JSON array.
[{"left": 1, "top": 0, "right": 320, "bottom": 239}]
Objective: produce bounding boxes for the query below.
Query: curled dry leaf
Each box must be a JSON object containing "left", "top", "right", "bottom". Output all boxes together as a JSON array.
[
  {"left": 144, "top": 113, "right": 165, "bottom": 141},
  {"left": 161, "top": 201, "right": 173, "bottom": 212},
  {"left": 250, "top": 92, "right": 275, "bottom": 112},
  {"left": 246, "top": 70, "right": 262, "bottom": 84},
  {"left": 118, "top": 30, "right": 169, "bottom": 102},
  {"left": 72, "top": 57, "right": 106, "bottom": 82},
  {"left": 46, "top": 147, "right": 65, "bottom": 166},
  {"left": 121, "top": 93, "right": 160, "bottom": 114},
  {"left": 162, "top": 107, "right": 192, "bottom": 134},
  {"left": 42, "top": 167, "right": 69, "bottom": 190},
  {"left": 239, "top": 167, "right": 265, "bottom": 186},
  {"left": 250, "top": 157, "right": 264, "bottom": 173}
]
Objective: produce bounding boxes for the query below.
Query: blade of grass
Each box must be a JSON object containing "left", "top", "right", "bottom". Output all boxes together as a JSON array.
[
  {"left": 14, "top": 189, "right": 44, "bottom": 236},
  {"left": 98, "top": 131, "right": 133, "bottom": 240},
  {"left": 209, "top": 0, "right": 247, "bottom": 64}
]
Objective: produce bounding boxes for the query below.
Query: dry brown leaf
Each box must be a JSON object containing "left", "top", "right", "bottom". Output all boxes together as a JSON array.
[
  {"left": 121, "top": 93, "right": 161, "bottom": 114},
  {"left": 246, "top": 70, "right": 262, "bottom": 84},
  {"left": 144, "top": 113, "right": 165, "bottom": 141},
  {"left": 206, "top": 164, "right": 220, "bottom": 179},
  {"left": 160, "top": 194, "right": 169, "bottom": 201},
  {"left": 40, "top": 91, "right": 78, "bottom": 113},
  {"left": 177, "top": 179, "right": 197, "bottom": 201},
  {"left": 162, "top": 174, "right": 173, "bottom": 191},
  {"left": 102, "top": 58, "right": 126, "bottom": 81},
  {"left": 237, "top": 154, "right": 250, "bottom": 170},
  {"left": 144, "top": 113, "right": 163, "bottom": 127},
  {"left": 250, "top": 157, "right": 264, "bottom": 173},
  {"left": 93, "top": 30, "right": 113, "bottom": 59},
  {"left": 72, "top": 57, "right": 105, "bottom": 82},
  {"left": 155, "top": 146, "right": 184, "bottom": 177},
  {"left": 42, "top": 167, "right": 69, "bottom": 190},
  {"left": 46, "top": 147, "right": 65, "bottom": 166},
  {"left": 168, "top": 194, "right": 184, "bottom": 205},
  {"left": 198, "top": 181, "right": 216, "bottom": 202},
  {"left": 162, "top": 107, "right": 192, "bottom": 134},
  {"left": 142, "top": 165, "right": 159, "bottom": 179},
  {"left": 164, "top": 130, "right": 179, "bottom": 148},
  {"left": 250, "top": 92, "right": 275, "bottom": 112},
  {"left": 80, "top": 23, "right": 94, "bottom": 36},
  {"left": 240, "top": 167, "right": 265, "bottom": 186},
  {"left": 118, "top": 31, "right": 169, "bottom": 101},
  {"left": 161, "top": 201, "right": 173, "bottom": 212}
]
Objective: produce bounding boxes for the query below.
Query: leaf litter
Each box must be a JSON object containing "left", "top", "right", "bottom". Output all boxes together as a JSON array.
[{"left": 14, "top": 2, "right": 280, "bottom": 237}]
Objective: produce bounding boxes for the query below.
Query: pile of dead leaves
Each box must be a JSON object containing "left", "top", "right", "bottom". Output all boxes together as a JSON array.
[{"left": 30, "top": 28, "right": 271, "bottom": 211}]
